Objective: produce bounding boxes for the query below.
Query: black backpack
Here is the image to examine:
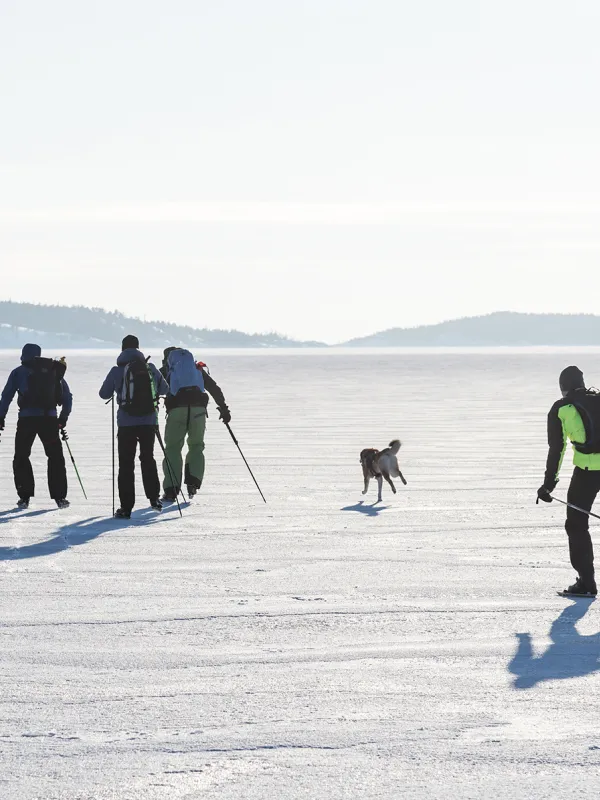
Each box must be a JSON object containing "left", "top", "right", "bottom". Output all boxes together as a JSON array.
[
  {"left": 24, "top": 358, "right": 66, "bottom": 411},
  {"left": 571, "top": 390, "right": 600, "bottom": 454},
  {"left": 120, "top": 359, "right": 157, "bottom": 416}
]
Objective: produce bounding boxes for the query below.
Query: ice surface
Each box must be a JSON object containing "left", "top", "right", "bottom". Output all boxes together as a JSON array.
[{"left": 1, "top": 348, "right": 600, "bottom": 799}]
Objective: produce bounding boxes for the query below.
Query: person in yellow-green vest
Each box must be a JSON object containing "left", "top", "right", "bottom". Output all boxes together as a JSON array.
[{"left": 538, "top": 366, "right": 600, "bottom": 597}]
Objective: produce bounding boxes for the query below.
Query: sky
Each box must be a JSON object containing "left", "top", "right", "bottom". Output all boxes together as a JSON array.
[{"left": 1, "top": 0, "right": 600, "bottom": 344}]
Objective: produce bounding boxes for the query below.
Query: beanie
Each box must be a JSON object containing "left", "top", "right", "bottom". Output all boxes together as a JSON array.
[
  {"left": 121, "top": 335, "right": 139, "bottom": 351},
  {"left": 559, "top": 365, "right": 585, "bottom": 395}
]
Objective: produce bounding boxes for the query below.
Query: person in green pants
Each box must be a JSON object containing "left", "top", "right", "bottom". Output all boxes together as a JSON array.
[{"left": 160, "top": 347, "right": 231, "bottom": 501}]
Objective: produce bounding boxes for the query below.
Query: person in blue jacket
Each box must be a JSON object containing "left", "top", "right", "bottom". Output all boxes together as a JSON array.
[
  {"left": 99, "top": 335, "right": 169, "bottom": 519},
  {"left": 0, "top": 343, "right": 72, "bottom": 509}
]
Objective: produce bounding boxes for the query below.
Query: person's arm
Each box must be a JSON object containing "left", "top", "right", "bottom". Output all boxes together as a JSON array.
[
  {"left": 203, "top": 370, "right": 230, "bottom": 423},
  {"left": 543, "top": 401, "right": 567, "bottom": 490},
  {"left": 58, "top": 378, "right": 73, "bottom": 425},
  {"left": 99, "top": 368, "right": 117, "bottom": 400},
  {"left": 203, "top": 370, "right": 226, "bottom": 407},
  {"left": 0, "top": 369, "right": 19, "bottom": 422},
  {"left": 152, "top": 364, "right": 169, "bottom": 397}
]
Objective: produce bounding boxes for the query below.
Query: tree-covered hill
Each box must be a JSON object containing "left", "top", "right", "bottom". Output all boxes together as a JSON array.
[
  {"left": 0, "top": 302, "right": 324, "bottom": 348},
  {"left": 343, "top": 312, "right": 600, "bottom": 346}
]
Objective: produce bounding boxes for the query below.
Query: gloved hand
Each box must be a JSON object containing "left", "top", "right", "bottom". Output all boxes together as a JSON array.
[
  {"left": 0, "top": 417, "right": 5, "bottom": 431},
  {"left": 536, "top": 485, "right": 554, "bottom": 504},
  {"left": 218, "top": 405, "right": 231, "bottom": 425},
  {"left": 58, "top": 416, "right": 68, "bottom": 430}
]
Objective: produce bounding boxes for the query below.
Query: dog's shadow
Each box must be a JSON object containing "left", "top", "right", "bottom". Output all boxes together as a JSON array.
[{"left": 341, "top": 500, "right": 390, "bottom": 516}]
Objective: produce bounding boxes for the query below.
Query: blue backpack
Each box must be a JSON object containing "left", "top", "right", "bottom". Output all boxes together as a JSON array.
[{"left": 167, "top": 348, "right": 205, "bottom": 396}]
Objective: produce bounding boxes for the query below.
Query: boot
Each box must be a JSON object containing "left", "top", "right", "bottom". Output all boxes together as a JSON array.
[
  {"left": 563, "top": 576, "right": 597, "bottom": 597},
  {"left": 161, "top": 488, "right": 178, "bottom": 503}
]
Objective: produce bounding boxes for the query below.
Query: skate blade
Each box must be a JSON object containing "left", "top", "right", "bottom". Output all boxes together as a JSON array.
[{"left": 557, "top": 591, "right": 597, "bottom": 599}]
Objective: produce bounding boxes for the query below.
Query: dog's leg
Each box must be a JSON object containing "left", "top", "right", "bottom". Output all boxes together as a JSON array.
[
  {"left": 376, "top": 475, "right": 383, "bottom": 502},
  {"left": 362, "top": 474, "right": 370, "bottom": 495},
  {"left": 382, "top": 470, "right": 396, "bottom": 494},
  {"left": 398, "top": 469, "right": 407, "bottom": 486}
]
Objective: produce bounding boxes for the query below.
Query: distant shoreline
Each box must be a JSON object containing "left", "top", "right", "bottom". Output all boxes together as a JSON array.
[
  {"left": 3, "top": 345, "right": 600, "bottom": 357},
  {"left": 3, "top": 303, "right": 600, "bottom": 349}
]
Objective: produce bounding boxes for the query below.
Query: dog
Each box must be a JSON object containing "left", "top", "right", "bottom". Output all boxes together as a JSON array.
[{"left": 360, "top": 440, "right": 407, "bottom": 502}]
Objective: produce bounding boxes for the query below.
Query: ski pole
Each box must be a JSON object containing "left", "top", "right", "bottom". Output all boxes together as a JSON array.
[
  {"left": 61, "top": 429, "right": 87, "bottom": 499},
  {"left": 549, "top": 495, "right": 600, "bottom": 521},
  {"left": 106, "top": 397, "right": 115, "bottom": 515},
  {"left": 154, "top": 426, "right": 185, "bottom": 517},
  {"left": 225, "top": 423, "right": 266, "bottom": 503},
  {"left": 156, "top": 424, "right": 187, "bottom": 505},
  {"left": 111, "top": 395, "right": 115, "bottom": 516}
]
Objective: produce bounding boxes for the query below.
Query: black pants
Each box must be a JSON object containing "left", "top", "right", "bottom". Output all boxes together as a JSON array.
[
  {"left": 14, "top": 417, "right": 67, "bottom": 501},
  {"left": 117, "top": 426, "right": 160, "bottom": 512},
  {"left": 565, "top": 467, "right": 600, "bottom": 586}
]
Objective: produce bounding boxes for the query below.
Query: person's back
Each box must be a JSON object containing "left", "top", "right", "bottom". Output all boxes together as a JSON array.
[
  {"left": 0, "top": 343, "right": 72, "bottom": 509},
  {"left": 100, "top": 344, "right": 166, "bottom": 428},
  {"left": 164, "top": 348, "right": 206, "bottom": 412}
]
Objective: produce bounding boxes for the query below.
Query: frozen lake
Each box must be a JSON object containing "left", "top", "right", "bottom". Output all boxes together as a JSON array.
[{"left": 1, "top": 348, "right": 600, "bottom": 799}]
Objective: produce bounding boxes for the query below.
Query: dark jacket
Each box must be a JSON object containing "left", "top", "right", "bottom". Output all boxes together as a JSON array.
[
  {"left": 544, "top": 389, "right": 600, "bottom": 487},
  {"left": 0, "top": 343, "right": 73, "bottom": 422},
  {"left": 99, "top": 348, "right": 169, "bottom": 427}
]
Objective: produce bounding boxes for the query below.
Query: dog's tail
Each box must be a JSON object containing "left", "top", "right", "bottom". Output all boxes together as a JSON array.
[{"left": 388, "top": 439, "right": 401, "bottom": 454}]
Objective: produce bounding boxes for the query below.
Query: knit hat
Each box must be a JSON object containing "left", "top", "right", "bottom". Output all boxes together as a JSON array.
[
  {"left": 121, "top": 334, "right": 139, "bottom": 351},
  {"left": 559, "top": 365, "right": 585, "bottom": 395}
]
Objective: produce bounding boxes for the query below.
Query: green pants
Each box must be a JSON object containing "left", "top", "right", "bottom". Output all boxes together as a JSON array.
[{"left": 163, "top": 406, "right": 206, "bottom": 491}]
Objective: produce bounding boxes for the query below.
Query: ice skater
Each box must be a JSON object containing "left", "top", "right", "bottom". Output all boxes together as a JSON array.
[
  {"left": 99, "top": 335, "right": 168, "bottom": 519},
  {"left": 159, "top": 347, "right": 231, "bottom": 501},
  {"left": 0, "top": 344, "right": 72, "bottom": 509},
  {"left": 537, "top": 366, "right": 600, "bottom": 597}
]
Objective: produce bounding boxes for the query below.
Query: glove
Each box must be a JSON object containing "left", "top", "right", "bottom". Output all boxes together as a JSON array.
[
  {"left": 536, "top": 485, "right": 554, "bottom": 504},
  {"left": 0, "top": 417, "right": 4, "bottom": 431},
  {"left": 218, "top": 405, "right": 231, "bottom": 425},
  {"left": 57, "top": 416, "right": 68, "bottom": 430}
]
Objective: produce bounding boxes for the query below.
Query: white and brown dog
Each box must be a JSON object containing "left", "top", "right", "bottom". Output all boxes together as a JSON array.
[{"left": 360, "top": 440, "right": 407, "bottom": 502}]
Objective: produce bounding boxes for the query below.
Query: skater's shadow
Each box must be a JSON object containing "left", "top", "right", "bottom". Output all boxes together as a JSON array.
[
  {"left": 0, "top": 512, "right": 168, "bottom": 561},
  {"left": 509, "top": 599, "right": 600, "bottom": 689},
  {"left": 341, "top": 501, "right": 390, "bottom": 516},
  {"left": 139, "top": 501, "right": 190, "bottom": 517},
  {"left": 0, "top": 508, "right": 54, "bottom": 523}
]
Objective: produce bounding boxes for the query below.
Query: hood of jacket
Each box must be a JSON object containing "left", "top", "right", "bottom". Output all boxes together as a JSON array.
[
  {"left": 21, "top": 343, "right": 41, "bottom": 364},
  {"left": 117, "top": 348, "right": 146, "bottom": 367}
]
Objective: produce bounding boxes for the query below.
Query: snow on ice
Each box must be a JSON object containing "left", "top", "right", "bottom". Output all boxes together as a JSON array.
[{"left": 1, "top": 349, "right": 600, "bottom": 799}]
